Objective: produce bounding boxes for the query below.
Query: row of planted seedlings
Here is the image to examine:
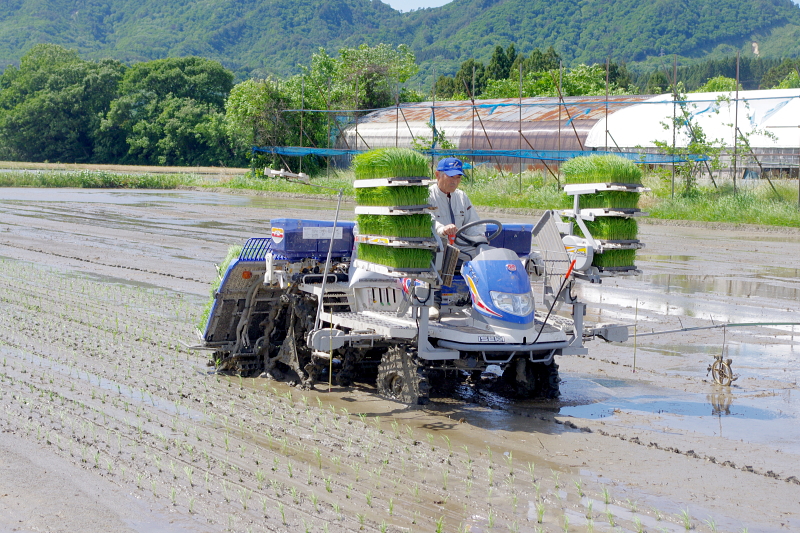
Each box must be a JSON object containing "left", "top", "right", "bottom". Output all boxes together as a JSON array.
[{"left": 0, "top": 257, "right": 722, "bottom": 533}]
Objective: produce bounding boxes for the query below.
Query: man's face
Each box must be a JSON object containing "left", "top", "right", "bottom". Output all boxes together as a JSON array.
[{"left": 436, "top": 171, "right": 462, "bottom": 194}]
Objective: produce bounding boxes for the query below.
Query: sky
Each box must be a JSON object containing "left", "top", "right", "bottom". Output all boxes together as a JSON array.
[{"left": 383, "top": 0, "right": 452, "bottom": 11}]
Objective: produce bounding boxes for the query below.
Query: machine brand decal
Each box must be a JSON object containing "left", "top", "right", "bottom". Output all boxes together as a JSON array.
[
  {"left": 368, "top": 236, "right": 389, "bottom": 245},
  {"left": 465, "top": 275, "right": 502, "bottom": 317},
  {"left": 565, "top": 245, "right": 587, "bottom": 256},
  {"left": 506, "top": 264, "right": 517, "bottom": 271},
  {"left": 271, "top": 227, "right": 284, "bottom": 243},
  {"left": 302, "top": 226, "right": 343, "bottom": 240},
  {"left": 479, "top": 336, "right": 505, "bottom": 343}
]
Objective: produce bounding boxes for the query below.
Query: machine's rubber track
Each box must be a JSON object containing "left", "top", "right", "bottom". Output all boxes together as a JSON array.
[{"left": 376, "top": 345, "right": 430, "bottom": 405}]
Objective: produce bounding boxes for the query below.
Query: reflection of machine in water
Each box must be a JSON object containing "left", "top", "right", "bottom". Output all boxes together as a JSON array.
[{"left": 708, "top": 391, "right": 734, "bottom": 416}]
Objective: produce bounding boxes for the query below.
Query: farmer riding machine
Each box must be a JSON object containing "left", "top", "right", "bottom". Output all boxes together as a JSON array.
[{"left": 198, "top": 152, "right": 640, "bottom": 405}]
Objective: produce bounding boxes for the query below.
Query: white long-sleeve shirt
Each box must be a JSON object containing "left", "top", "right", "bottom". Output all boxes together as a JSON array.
[{"left": 428, "top": 184, "right": 485, "bottom": 255}]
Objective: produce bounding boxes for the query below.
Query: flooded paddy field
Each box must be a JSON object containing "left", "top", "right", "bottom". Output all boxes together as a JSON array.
[{"left": 0, "top": 188, "right": 798, "bottom": 533}]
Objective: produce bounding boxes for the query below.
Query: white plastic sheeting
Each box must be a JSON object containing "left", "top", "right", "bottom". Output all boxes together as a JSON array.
[{"left": 585, "top": 89, "right": 800, "bottom": 150}]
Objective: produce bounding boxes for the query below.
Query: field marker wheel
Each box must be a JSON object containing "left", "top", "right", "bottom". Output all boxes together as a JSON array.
[
  {"left": 377, "top": 345, "right": 429, "bottom": 405},
  {"left": 710, "top": 356, "right": 735, "bottom": 386}
]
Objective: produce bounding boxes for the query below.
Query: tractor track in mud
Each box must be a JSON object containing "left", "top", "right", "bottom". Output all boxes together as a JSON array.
[{"left": 0, "top": 188, "right": 798, "bottom": 533}]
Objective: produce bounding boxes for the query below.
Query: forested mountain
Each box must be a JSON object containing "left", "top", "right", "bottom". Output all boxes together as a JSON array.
[{"left": 2, "top": 0, "right": 800, "bottom": 78}]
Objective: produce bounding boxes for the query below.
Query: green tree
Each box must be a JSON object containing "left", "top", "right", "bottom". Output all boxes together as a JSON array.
[
  {"left": 0, "top": 44, "right": 124, "bottom": 163},
  {"left": 225, "top": 43, "right": 420, "bottom": 173},
  {"left": 484, "top": 44, "right": 513, "bottom": 82},
  {"left": 646, "top": 71, "right": 670, "bottom": 94},
  {"left": 696, "top": 76, "right": 741, "bottom": 92},
  {"left": 100, "top": 56, "right": 235, "bottom": 165},
  {"left": 481, "top": 64, "right": 630, "bottom": 99},
  {"left": 774, "top": 71, "right": 800, "bottom": 89}
]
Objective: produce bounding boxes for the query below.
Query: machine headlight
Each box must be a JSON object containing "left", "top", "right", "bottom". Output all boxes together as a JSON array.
[{"left": 489, "top": 291, "right": 534, "bottom": 316}]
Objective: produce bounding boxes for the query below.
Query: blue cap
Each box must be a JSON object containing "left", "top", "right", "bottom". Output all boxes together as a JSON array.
[{"left": 436, "top": 157, "right": 464, "bottom": 177}]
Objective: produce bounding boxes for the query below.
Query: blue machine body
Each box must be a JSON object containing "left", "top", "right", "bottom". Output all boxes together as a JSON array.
[{"left": 460, "top": 249, "right": 534, "bottom": 325}]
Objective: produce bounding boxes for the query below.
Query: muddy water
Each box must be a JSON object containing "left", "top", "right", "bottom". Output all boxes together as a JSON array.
[{"left": 2, "top": 187, "right": 800, "bottom": 532}]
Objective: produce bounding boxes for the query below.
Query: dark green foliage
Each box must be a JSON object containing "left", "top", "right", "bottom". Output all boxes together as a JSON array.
[
  {"left": 357, "top": 244, "right": 433, "bottom": 270},
  {"left": 2, "top": 0, "right": 799, "bottom": 84},
  {"left": 356, "top": 214, "right": 432, "bottom": 238},
  {"left": 99, "top": 56, "right": 236, "bottom": 166},
  {"left": 355, "top": 186, "right": 429, "bottom": 207},
  {"left": 562, "top": 155, "right": 643, "bottom": 185},
  {"left": 0, "top": 44, "right": 125, "bottom": 163},
  {"left": 484, "top": 44, "right": 516, "bottom": 83}
]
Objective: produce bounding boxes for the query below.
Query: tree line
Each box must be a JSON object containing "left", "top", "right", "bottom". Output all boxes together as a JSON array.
[{"left": 2, "top": 43, "right": 799, "bottom": 170}]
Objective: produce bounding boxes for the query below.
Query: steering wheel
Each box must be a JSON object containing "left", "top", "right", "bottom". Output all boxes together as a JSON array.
[{"left": 453, "top": 219, "right": 503, "bottom": 245}]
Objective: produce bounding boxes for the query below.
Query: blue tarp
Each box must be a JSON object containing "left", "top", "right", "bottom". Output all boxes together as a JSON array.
[{"left": 252, "top": 146, "right": 708, "bottom": 164}]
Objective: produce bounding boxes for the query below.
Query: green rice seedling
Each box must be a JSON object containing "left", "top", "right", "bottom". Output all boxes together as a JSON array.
[
  {"left": 551, "top": 470, "right": 560, "bottom": 489},
  {"left": 586, "top": 519, "right": 594, "bottom": 533},
  {"left": 240, "top": 488, "right": 251, "bottom": 510},
  {"left": 586, "top": 499, "right": 594, "bottom": 519},
  {"left": 579, "top": 190, "right": 640, "bottom": 209},
  {"left": 602, "top": 488, "right": 611, "bottom": 505},
  {"left": 574, "top": 478, "right": 584, "bottom": 497},
  {"left": 307, "top": 466, "right": 312, "bottom": 485},
  {"left": 355, "top": 186, "right": 429, "bottom": 207},
  {"left": 279, "top": 503, "right": 286, "bottom": 525},
  {"left": 333, "top": 502, "right": 341, "bottom": 519},
  {"left": 605, "top": 508, "right": 615, "bottom": 527},
  {"left": 577, "top": 217, "right": 638, "bottom": 241},
  {"left": 561, "top": 514, "right": 569, "bottom": 533},
  {"left": 170, "top": 487, "right": 177, "bottom": 505},
  {"left": 189, "top": 496, "right": 196, "bottom": 513},
  {"left": 325, "top": 476, "right": 333, "bottom": 493},
  {"left": 256, "top": 469, "right": 265, "bottom": 490},
  {"left": 388, "top": 497, "right": 395, "bottom": 515},
  {"left": 562, "top": 155, "right": 643, "bottom": 185},
  {"left": 380, "top": 521, "right": 388, "bottom": 533},
  {"left": 527, "top": 462, "right": 535, "bottom": 484},
  {"left": 536, "top": 502, "right": 545, "bottom": 523},
  {"left": 290, "top": 486, "right": 299, "bottom": 504},
  {"left": 184, "top": 466, "right": 194, "bottom": 486},
  {"left": 260, "top": 495, "right": 268, "bottom": 515},
  {"left": 357, "top": 514, "right": 366, "bottom": 527},
  {"left": 310, "top": 491, "right": 319, "bottom": 512},
  {"left": 442, "top": 469, "right": 449, "bottom": 490},
  {"left": 635, "top": 516, "right": 645, "bottom": 533},
  {"left": 366, "top": 490, "right": 373, "bottom": 507},
  {"left": 680, "top": 508, "right": 692, "bottom": 531},
  {"left": 151, "top": 480, "right": 158, "bottom": 498},
  {"left": 592, "top": 249, "right": 637, "bottom": 268},
  {"left": 435, "top": 516, "right": 445, "bottom": 533},
  {"left": 314, "top": 447, "right": 322, "bottom": 469},
  {"left": 488, "top": 508, "right": 496, "bottom": 528},
  {"left": 352, "top": 148, "right": 430, "bottom": 180}
]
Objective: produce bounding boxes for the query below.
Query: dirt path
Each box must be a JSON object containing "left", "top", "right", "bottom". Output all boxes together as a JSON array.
[{"left": 0, "top": 188, "right": 798, "bottom": 533}]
